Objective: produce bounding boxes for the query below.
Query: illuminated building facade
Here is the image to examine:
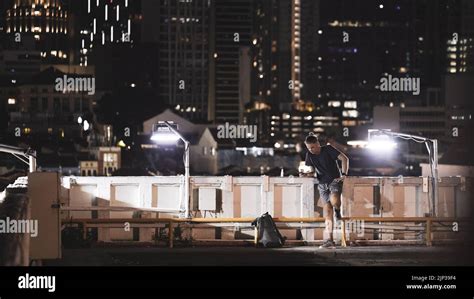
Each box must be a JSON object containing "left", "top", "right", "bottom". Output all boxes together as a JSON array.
[
  {"left": 73, "top": 0, "right": 140, "bottom": 67},
  {"left": 252, "top": 0, "right": 319, "bottom": 112},
  {"left": 4, "top": 0, "right": 69, "bottom": 64},
  {"left": 158, "top": 0, "right": 211, "bottom": 122},
  {"left": 211, "top": 0, "right": 253, "bottom": 124}
]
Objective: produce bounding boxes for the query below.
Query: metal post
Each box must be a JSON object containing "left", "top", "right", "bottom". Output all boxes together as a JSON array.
[
  {"left": 28, "top": 151, "right": 37, "bottom": 173},
  {"left": 168, "top": 221, "right": 174, "bottom": 248},
  {"left": 432, "top": 140, "right": 439, "bottom": 217},
  {"left": 163, "top": 122, "right": 191, "bottom": 219},
  {"left": 184, "top": 141, "right": 190, "bottom": 218},
  {"left": 0, "top": 144, "right": 36, "bottom": 173},
  {"left": 341, "top": 219, "right": 347, "bottom": 247},
  {"left": 368, "top": 131, "right": 439, "bottom": 217},
  {"left": 426, "top": 219, "right": 432, "bottom": 246},
  {"left": 254, "top": 226, "right": 258, "bottom": 247}
]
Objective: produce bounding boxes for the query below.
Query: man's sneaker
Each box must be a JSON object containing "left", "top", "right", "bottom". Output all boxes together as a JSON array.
[
  {"left": 334, "top": 208, "right": 342, "bottom": 221},
  {"left": 319, "top": 239, "right": 336, "bottom": 249}
]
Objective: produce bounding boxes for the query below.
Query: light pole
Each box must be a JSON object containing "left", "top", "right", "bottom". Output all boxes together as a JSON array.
[
  {"left": 151, "top": 121, "right": 190, "bottom": 218},
  {"left": 0, "top": 144, "right": 37, "bottom": 173},
  {"left": 368, "top": 129, "right": 439, "bottom": 216}
]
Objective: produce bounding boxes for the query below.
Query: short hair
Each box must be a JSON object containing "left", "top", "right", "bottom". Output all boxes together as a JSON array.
[{"left": 305, "top": 134, "right": 319, "bottom": 144}]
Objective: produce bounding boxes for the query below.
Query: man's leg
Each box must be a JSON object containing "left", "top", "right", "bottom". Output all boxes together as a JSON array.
[
  {"left": 329, "top": 193, "right": 341, "bottom": 210},
  {"left": 330, "top": 193, "right": 341, "bottom": 220},
  {"left": 329, "top": 181, "right": 343, "bottom": 220},
  {"left": 319, "top": 184, "right": 336, "bottom": 248},
  {"left": 323, "top": 201, "right": 334, "bottom": 241}
]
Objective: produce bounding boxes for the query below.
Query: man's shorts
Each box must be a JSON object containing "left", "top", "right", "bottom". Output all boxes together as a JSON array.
[{"left": 317, "top": 180, "right": 343, "bottom": 204}]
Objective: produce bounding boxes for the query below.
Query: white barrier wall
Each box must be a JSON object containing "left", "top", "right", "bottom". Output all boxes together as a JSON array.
[
  {"left": 61, "top": 176, "right": 315, "bottom": 241},
  {"left": 340, "top": 176, "right": 471, "bottom": 218},
  {"left": 60, "top": 176, "right": 472, "bottom": 242},
  {"left": 339, "top": 176, "right": 471, "bottom": 241}
]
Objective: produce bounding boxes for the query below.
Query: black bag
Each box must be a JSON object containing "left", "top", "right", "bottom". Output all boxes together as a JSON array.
[{"left": 251, "top": 212, "right": 286, "bottom": 248}]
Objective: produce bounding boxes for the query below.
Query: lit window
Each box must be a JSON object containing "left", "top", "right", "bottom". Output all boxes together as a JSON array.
[
  {"left": 104, "top": 153, "right": 118, "bottom": 163},
  {"left": 344, "top": 101, "right": 357, "bottom": 109},
  {"left": 342, "top": 110, "right": 359, "bottom": 118},
  {"left": 8, "top": 98, "right": 16, "bottom": 105}
]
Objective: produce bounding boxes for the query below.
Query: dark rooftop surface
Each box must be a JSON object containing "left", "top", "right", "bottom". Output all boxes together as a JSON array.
[{"left": 44, "top": 245, "right": 472, "bottom": 266}]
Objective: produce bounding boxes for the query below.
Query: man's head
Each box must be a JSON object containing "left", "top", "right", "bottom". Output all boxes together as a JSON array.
[{"left": 305, "top": 134, "right": 321, "bottom": 154}]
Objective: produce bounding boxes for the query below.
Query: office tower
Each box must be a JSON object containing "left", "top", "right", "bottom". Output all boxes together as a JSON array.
[
  {"left": 318, "top": 0, "right": 417, "bottom": 122},
  {"left": 157, "top": 0, "right": 211, "bottom": 122},
  {"left": 2, "top": 0, "right": 70, "bottom": 68},
  {"left": 72, "top": 0, "right": 141, "bottom": 67},
  {"left": 252, "top": 0, "right": 319, "bottom": 112},
  {"left": 211, "top": 0, "right": 253, "bottom": 123},
  {"left": 145, "top": 0, "right": 253, "bottom": 124}
]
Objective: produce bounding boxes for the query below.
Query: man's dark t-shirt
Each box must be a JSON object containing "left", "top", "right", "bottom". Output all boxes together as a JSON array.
[{"left": 304, "top": 145, "right": 341, "bottom": 184}]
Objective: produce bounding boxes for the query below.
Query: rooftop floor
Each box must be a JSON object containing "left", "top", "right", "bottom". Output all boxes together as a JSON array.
[{"left": 44, "top": 245, "right": 473, "bottom": 266}]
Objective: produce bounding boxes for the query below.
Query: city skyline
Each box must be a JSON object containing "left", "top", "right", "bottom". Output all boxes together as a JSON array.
[{"left": 0, "top": 0, "right": 472, "bottom": 177}]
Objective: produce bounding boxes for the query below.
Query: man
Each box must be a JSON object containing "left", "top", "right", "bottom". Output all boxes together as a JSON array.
[{"left": 300, "top": 134, "right": 349, "bottom": 248}]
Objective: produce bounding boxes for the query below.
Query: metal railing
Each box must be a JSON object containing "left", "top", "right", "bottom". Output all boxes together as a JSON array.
[{"left": 61, "top": 216, "right": 467, "bottom": 248}]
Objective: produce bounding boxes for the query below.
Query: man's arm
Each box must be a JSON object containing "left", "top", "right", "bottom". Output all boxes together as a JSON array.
[
  {"left": 327, "top": 144, "right": 349, "bottom": 177},
  {"left": 300, "top": 152, "right": 315, "bottom": 177},
  {"left": 337, "top": 152, "right": 349, "bottom": 176}
]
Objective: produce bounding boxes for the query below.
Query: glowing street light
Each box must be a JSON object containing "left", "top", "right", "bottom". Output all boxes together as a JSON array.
[
  {"left": 151, "top": 121, "right": 190, "bottom": 218},
  {"left": 368, "top": 129, "right": 439, "bottom": 216},
  {"left": 366, "top": 134, "right": 397, "bottom": 152},
  {"left": 150, "top": 123, "right": 180, "bottom": 143}
]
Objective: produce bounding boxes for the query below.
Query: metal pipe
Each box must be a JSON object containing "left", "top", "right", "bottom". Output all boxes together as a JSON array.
[
  {"left": 62, "top": 216, "right": 466, "bottom": 223},
  {"left": 0, "top": 143, "right": 30, "bottom": 155},
  {"left": 0, "top": 144, "right": 36, "bottom": 173},
  {"left": 12, "top": 153, "right": 30, "bottom": 166},
  {"left": 61, "top": 206, "right": 181, "bottom": 213},
  {"left": 28, "top": 151, "right": 37, "bottom": 173},
  {"left": 432, "top": 139, "right": 439, "bottom": 217},
  {"left": 163, "top": 122, "right": 190, "bottom": 218},
  {"left": 368, "top": 131, "right": 439, "bottom": 217},
  {"left": 183, "top": 141, "right": 190, "bottom": 218}
]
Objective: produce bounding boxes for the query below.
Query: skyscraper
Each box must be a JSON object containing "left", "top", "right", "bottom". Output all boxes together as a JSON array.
[
  {"left": 211, "top": 0, "right": 253, "bottom": 123},
  {"left": 318, "top": 0, "right": 416, "bottom": 121},
  {"left": 3, "top": 0, "right": 70, "bottom": 64},
  {"left": 72, "top": 0, "right": 141, "bottom": 67},
  {"left": 157, "top": 0, "right": 211, "bottom": 122},
  {"left": 251, "top": 0, "right": 319, "bottom": 112}
]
